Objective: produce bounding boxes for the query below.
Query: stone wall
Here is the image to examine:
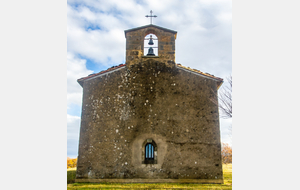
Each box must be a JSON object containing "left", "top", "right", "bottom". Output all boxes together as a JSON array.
[{"left": 76, "top": 59, "right": 223, "bottom": 183}]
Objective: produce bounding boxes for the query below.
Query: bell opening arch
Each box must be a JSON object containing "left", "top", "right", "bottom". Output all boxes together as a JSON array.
[{"left": 143, "top": 30, "right": 158, "bottom": 56}]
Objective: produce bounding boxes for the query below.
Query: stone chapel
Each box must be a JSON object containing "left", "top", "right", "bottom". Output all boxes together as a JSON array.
[{"left": 75, "top": 24, "right": 224, "bottom": 183}]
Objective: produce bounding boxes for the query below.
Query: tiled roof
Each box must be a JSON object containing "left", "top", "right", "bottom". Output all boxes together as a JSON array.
[
  {"left": 77, "top": 63, "right": 223, "bottom": 87},
  {"left": 176, "top": 64, "right": 223, "bottom": 82},
  {"left": 77, "top": 64, "right": 126, "bottom": 87},
  {"left": 78, "top": 63, "right": 126, "bottom": 81}
]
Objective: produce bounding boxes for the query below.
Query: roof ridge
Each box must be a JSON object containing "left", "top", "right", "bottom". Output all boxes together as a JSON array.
[
  {"left": 124, "top": 24, "right": 177, "bottom": 35},
  {"left": 77, "top": 63, "right": 223, "bottom": 87},
  {"left": 176, "top": 64, "right": 223, "bottom": 81},
  {"left": 78, "top": 63, "right": 126, "bottom": 81}
]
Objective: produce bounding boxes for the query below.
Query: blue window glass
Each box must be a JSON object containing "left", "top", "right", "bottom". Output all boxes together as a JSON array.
[
  {"left": 145, "top": 143, "right": 154, "bottom": 159},
  {"left": 146, "top": 144, "right": 148, "bottom": 158}
]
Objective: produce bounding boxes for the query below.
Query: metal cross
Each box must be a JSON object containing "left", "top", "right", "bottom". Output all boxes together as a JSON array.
[{"left": 145, "top": 10, "right": 157, "bottom": 24}]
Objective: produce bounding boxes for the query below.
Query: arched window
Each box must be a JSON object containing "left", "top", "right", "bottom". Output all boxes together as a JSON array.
[
  {"left": 144, "top": 34, "right": 158, "bottom": 56},
  {"left": 142, "top": 139, "right": 157, "bottom": 164},
  {"left": 145, "top": 143, "right": 154, "bottom": 160}
]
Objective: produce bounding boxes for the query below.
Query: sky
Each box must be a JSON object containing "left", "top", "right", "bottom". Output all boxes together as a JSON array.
[{"left": 67, "top": 0, "right": 232, "bottom": 158}]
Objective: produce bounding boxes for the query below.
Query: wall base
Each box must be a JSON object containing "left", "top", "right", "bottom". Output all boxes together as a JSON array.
[{"left": 75, "top": 178, "right": 223, "bottom": 184}]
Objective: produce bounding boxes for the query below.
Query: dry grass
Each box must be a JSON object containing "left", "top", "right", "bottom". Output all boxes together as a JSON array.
[
  {"left": 68, "top": 168, "right": 77, "bottom": 171},
  {"left": 67, "top": 164, "right": 232, "bottom": 189}
]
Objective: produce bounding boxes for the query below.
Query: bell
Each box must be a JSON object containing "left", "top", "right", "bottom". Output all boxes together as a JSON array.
[
  {"left": 147, "top": 47, "right": 155, "bottom": 56},
  {"left": 148, "top": 35, "right": 154, "bottom": 45}
]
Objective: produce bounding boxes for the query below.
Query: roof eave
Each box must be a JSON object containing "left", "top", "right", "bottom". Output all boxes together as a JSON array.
[
  {"left": 77, "top": 79, "right": 84, "bottom": 87},
  {"left": 217, "top": 80, "right": 224, "bottom": 90},
  {"left": 176, "top": 64, "right": 223, "bottom": 85},
  {"left": 76, "top": 64, "right": 126, "bottom": 87},
  {"left": 124, "top": 24, "right": 177, "bottom": 37}
]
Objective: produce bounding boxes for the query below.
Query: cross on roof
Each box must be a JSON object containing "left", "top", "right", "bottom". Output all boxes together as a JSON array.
[{"left": 145, "top": 10, "right": 157, "bottom": 24}]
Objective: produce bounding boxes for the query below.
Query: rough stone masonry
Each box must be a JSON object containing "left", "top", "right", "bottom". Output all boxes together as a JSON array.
[{"left": 76, "top": 24, "right": 224, "bottom": 183}]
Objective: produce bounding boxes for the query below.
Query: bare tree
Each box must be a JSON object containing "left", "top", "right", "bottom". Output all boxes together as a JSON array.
[
  {"left": 211, "top": 75, "right": 232, "bottom": 141},
  {"left": 219, "top": 75, "right": 232, "bottom": 118},
  {"left": 212, "top": 75, "right": 232, "bottom": 119}
]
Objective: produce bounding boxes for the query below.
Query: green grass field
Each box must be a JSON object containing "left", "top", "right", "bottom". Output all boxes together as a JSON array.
[{"left": 67, "top": 164, "right": 232, "bottom": 189}]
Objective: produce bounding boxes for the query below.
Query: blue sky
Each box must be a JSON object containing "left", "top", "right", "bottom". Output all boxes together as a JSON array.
[{"left": 67, "top": 0, "right": 232, "bottom": 158}]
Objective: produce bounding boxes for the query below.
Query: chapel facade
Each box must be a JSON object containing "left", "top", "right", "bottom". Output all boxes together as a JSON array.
[{"left": 75, "top": 24, "right": 224, "bottom": 183}]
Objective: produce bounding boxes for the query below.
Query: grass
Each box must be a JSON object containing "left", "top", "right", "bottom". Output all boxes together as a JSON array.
[{"left": 67, "top": 164, "right": 232, "bottom": 189}]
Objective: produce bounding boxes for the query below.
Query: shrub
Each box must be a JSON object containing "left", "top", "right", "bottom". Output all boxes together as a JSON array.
[{"left": 67, "top": 170, "right": 76, "bottom": 184}]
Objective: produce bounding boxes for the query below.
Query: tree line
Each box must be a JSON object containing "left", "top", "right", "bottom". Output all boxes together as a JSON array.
[
  {"left": 221, "top": 143, "right": 232, "bottom": 164},
  {"left": 67, "top": 157, "right": 77, "bottom": 169}
]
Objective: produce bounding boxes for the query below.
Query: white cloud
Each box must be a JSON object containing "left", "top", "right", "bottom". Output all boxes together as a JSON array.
[
  {"left": 220, "top": 117, "right": 232, "bottom": 145},
  {"left": 67, "top": 114, "right": 81, "bottom": 139},
  {"left": 67, "top": 4, "right": 126, "bottom": 66},
  {"left": 67, "top": 52, "right": 93, "bottom": 106},
  {"left": 67, "top": 0, "right": 231, "bottom": 77},
  {"left": 67, "top": 114, "right": 81, "bottom": 157}
]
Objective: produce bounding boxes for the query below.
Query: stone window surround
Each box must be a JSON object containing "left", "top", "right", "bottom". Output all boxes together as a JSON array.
[{"left": 142, "top": 138, "right": 158, "bottom": 164}]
